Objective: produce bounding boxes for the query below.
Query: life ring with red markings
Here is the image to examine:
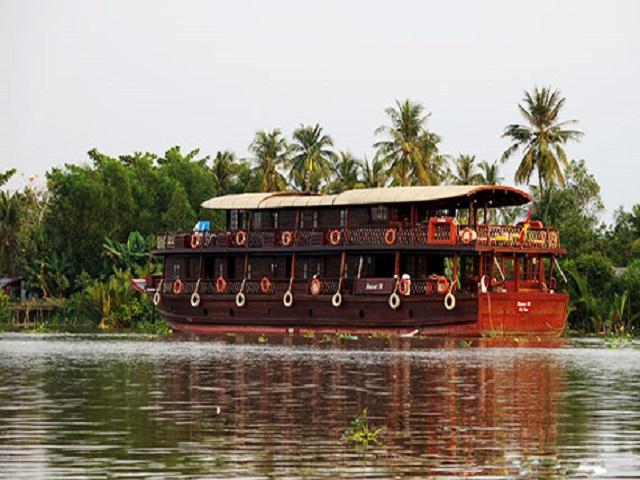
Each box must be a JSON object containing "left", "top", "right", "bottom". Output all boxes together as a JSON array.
[
  {"left": 216, "top": 276, "right": 228, "bottom": 294},
  {"left": 310, "top": 278, "right": 322, "bottom": 296},
  {"left": 281, "top": 230, "right": 293, "bottom": 246},
  {"left": 329, "top": 229, "right": 341, "bottom": 246},
  {"left": 172, "top": 277, "right": 184, "bottom": 295},
  {"left": 260, "top": 276, "right": 272, "bottom": 294},
  {"left": 384, "top": 228, "right": 397, "bottom": 246},
  {"left": 235, "top": 230, "right": 247, "bottom": 246}
]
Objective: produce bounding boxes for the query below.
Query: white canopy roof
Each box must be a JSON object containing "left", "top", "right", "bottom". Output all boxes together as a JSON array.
[{"left": 201, "top": 185, "right": 531, "bottom": 210}]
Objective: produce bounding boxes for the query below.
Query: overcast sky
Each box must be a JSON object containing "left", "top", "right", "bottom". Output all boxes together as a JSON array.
[{"left": 1, "top": 0, "right": 638, "bottom": 220}]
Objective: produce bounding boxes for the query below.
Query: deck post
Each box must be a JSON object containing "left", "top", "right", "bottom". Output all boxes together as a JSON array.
[{"left": 514, "top": 254, "right": 520, "bottom": 292}]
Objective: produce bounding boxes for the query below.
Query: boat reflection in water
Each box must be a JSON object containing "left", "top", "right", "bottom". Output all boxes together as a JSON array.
[{"left": 1, "top": 334, "right": 639, "bottom": 478}]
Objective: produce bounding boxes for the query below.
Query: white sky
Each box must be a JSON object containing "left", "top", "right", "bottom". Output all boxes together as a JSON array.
[{"left": 1, "top": 0, "right": 638, "bottom": 220}]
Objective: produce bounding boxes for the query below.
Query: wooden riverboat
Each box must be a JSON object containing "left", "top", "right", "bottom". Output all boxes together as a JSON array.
[{"left": 148, "top": 186, "right": 569, "bottom": 336}]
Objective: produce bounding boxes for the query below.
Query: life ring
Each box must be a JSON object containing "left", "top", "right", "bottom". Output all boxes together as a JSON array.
[
  {"left": 153, "top": 291, "right": 161, "bottom": 306},
  {"left": 190, "top": 292, "right": 201, "bottom": 307},
  {"left": 398, "top": 277, "right": 411, "bottom": 296},
  {"left": 332, "top": 292, "right": 343, "bottom": 307},
  {"left": 329, "top": 229, "right": 341, "bottom": 246},
  {"left": 384, "top": 228, "right": 397, "bottom": 246},
  {"left": 425, "top": 280, "right": 435, "bottom": 296},
  {"left": 310, "top": 278, "right": 321, "bottom": 296},
  {"left": 190, "top": 233, "right": 201, "bottom": 249},
  {"left": 436, "top": 276, "right": 450, "bottom": 296},
  {"left": 281, "top": 230, "right": 293, "bottom": 246},
  {"left": 480, "top": 275, "right": 490, "bottom": 293},
  {"left": 172, "top": 278, "right": 183, "bottom": 295},
  {"left": 388, "top": 292, "right": 401, "bottom": 310},
  {"left": 283, "top": 290, "right": 294, "bottom": 307},
  {"left": 260, "top": 276, "right": 271, "bottom": 294},
  {"left": 235, "top": 230, "right": 247, "bottom": 246},
  {"left": 216, "top": 276, "right": 227, "bottom": 294},
  {"left": 235, "top": 292, "right": 246, "bottom": 307},
  {"left": 460, "top": 227, "right": 476, "bottom": 245},
  {"left": 444, "top": 292, "right": 456, "bottom": 311}
]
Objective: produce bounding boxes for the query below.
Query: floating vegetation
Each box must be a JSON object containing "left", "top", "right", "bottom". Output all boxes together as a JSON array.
[
  {"left": 459, "top": 339, "right": 472, "bottom": 348},
  {"left": 343, "top": 408, "right": 384, "bottom": 449},
  {"left": 257, "top": 335, "right": 268, "bottom": 344},
  {"left": 336, "top": 332, "right": 358, "bottom": 341}
]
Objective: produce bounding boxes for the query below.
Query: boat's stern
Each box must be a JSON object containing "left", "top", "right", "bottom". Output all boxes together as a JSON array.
[{"left": 477, "top": 291, "right": 568, "bottom": 336}]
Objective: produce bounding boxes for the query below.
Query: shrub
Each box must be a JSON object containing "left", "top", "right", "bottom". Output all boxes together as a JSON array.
[{"left": 0, "top": 290, "right": 10, "bottom": 323}]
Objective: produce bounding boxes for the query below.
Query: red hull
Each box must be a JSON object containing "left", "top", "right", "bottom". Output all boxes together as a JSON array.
[{"left": 157, "top": 292, "right": 568, "bottom": 337}]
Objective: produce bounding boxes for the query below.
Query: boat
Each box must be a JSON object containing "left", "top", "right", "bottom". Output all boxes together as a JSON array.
[{"left": 148, "top": 185, "right": 569, "bottom": 336}]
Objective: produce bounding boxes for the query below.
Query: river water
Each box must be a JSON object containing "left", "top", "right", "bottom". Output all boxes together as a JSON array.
[{"left": 1, "top": 334, "right": 640, "bottom": 479}]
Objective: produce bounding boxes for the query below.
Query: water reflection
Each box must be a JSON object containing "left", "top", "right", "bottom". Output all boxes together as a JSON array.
[{"left": 0, "top": 334, "right": 639, "bottom": 478}]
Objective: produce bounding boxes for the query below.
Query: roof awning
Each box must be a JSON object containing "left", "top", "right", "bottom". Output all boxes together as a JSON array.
[{"left": 201, "top": 185, "right": 531, "bottom": 210}]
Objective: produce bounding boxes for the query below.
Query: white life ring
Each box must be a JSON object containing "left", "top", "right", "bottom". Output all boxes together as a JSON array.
[
  {"left": 283, "top": 290, "right": 294, "bottom": 308},
  {"left": 235, "top": 292, "right": 246, "bottom": 308},
  {"left": 332, "top": 292, "right": 342, "bottom": 308},
  {"left": 444, "top": 292, "right": 456, "bottom": 311},
  {"left": 153, "top": 291, "right": 161, "bottom": 306},
  {"left": 389, "top": 292, "right": 401, "bottom": 310},
  {"left": 190, "top": 292, "right": 201, "bottom": 307}
]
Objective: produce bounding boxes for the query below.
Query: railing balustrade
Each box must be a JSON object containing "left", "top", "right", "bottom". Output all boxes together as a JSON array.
[{"left": 155, "top": 223, "right": 561, "bottom": 251}]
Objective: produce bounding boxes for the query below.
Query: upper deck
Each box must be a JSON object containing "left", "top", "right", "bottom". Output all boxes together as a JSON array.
[{"left": 153, "top": 185, "right": 563, "bottom": 254}]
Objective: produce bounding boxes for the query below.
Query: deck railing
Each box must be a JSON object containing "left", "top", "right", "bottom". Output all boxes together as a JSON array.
[{"left": 156, "top": 223, "right": 560, "bottom": 251}]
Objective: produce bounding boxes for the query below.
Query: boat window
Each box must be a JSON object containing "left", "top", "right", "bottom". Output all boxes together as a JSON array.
[
  {"left": 300, "top": 211, "right": 305, "bottom": 229},
  {"left": 253, "top": 211, "right": 262, "bottom": 230},
  {"left": 230, "top": 210, "right": 239, "bottom": 230},
  {"left": 247, "top": 263, "right": 252, "bottom": 279},
  {"left": 188, "top": 257, "right": 200, "bottom": 279},
  {"left": 313, "top": 211, "right": 319, "bottom": 228},
  {"left": 204, "top": 256, "right": 216, "bottom": 278},
  {"left": 339, "top": 209, "right": 347, "bottom": 227},
  {"left": 370, "top": 205, "right": 388, "bottom": 223},
  {"left": 272, "top": 211, "right": 279, "bottom": 229},
  {"left": 166, "top": 258, "right": 183, "bottom": 279},
  {"left": 302, "top": 262, "right": 309, "bottom": 279}
]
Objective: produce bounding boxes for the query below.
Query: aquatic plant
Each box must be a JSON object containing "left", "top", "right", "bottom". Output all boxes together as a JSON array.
[
  {"left": 343, "top": 408, "right": 384, "bottom": 447},
  {"left": 257, "top": 335, "right": 268, "bottom": 344}
]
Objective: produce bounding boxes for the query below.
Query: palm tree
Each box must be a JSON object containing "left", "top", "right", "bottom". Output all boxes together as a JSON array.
[
  {"left": 327, "top": 151, "right": 364, "bottom": 193},
  {"left": 249, "top": 129, "right": 289, "bottom": 192},
  {"left": 451, "top": 154, "right": 482, "bottom": 185},
  {"left": 289, "top": 124, "right": 336, "bottom": 193},
  {"left": 211, "top": 150, "right": 236, "bottom": 196},
  {"left": 501, "top": 86, "right": 583, "bottom": 189},
  {"left": 374, "top": 99, "right": 442, "bottom": 186},
  {"left": 478, "top": 160, "right": 503, "bottom": 185},
  {"left": 360, "top": 156, "right": 387, "bottom": 188}
]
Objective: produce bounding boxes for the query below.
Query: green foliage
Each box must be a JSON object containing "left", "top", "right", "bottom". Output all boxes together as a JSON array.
[
  {"left": 65, "top": 269, "right": 157, "bottom": 329},
  {"left": 502, "top": 86, "right": 583, "bottom": 189},
  {"left": 103, "top": 231, "right": 157, "bottom": 276},
  {"left": 374, "top": 99, "right": 446, "bottom": 186},
  {"left": 0, "top": 290, "right": 10, "bottom": 323},
  {"left": 343, "top": 408, "right": 384, "bottom": 447},
  {"left": 290, "top": 124, "right": 336, "bottom": 192},
  {"left": 534, "top": 160, "right": 604, "bottom": 258}
]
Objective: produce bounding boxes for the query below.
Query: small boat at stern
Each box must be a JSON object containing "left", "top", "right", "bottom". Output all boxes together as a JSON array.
[{"left": 148, "top": 185, "right": 568, "bottom": 337}]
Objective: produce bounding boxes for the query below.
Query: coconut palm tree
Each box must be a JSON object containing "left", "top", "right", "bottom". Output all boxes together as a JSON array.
[
  {"left": 249, "top": 129, "right": 289, "bottom": 192},
  {"left": 360, "top": 156, "right": 387, "bottom": 188},
  {"left": 478, "top": 160, "right": 503, "bottom": 185},
  {"left": 211, "top": 151, "right": 237, "bottom": 196},
  {"left": 451, "top": 154, "right": 482, "bottom": 185},
  {"left": 501, "top": 86, "right": 583, "bottom": 189},
  {"left": 289, "top": 124, "right": 336, "bottom": 193},
  {"left": 374, "top": 99, "right": 442, "bottom": 186},
  {"left": 327, "top": 151, "right": 364, "bottom": 193}
]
